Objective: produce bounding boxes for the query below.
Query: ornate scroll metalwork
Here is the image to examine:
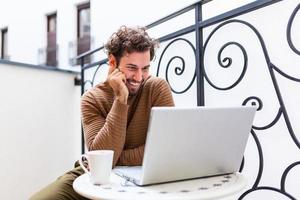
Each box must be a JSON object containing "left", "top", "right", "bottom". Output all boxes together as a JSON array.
[
  {"left": 200, "top": 5, "right": 300, "bottom": 200},
  {"left": 203, "top": 30, "right": 248, "bottom": 91},
  {"left": 156, "top": 38, "right": 196, "bottom": 94},
  {"left": 287, "top": 3, "right": 300, "bottom": 56}
]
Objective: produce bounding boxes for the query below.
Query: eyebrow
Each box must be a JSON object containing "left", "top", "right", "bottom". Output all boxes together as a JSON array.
[{"left": 126, "top": 63, "right": 150, "bottom": 68}]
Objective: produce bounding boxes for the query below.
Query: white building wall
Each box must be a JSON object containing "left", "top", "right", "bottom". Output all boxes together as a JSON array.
[
  {"left": 0, "top": 0, "right": 255, "bottom": 69},
  {"left": 0, "top": 61, "right": 81, "bottom": 200},
  {"left": 0, "top": 0, "right": 83, "bottom": 68}
]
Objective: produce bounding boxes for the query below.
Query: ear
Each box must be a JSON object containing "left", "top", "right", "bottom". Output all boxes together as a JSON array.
[{"left": 108, "top": 54, "right": 117, "bottom": 74}]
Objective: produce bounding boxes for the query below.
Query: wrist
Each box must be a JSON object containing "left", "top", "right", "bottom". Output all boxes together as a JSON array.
[{"left": 115, "top": 95, "right": 127, "bottom": 105}]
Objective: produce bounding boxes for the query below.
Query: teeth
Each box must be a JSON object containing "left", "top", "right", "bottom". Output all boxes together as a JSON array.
[{"left": 129, "top": 82, "right": 140, "bottom": 86}]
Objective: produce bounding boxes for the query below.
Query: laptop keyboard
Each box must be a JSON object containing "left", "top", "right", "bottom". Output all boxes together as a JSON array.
[{"left": 114, "top": 166, "right": 142, "bottom": 181}]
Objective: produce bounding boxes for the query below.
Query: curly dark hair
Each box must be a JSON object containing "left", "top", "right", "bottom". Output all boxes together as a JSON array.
[{"left": 104, "top": 26, "right": 159, "bottom": 66}]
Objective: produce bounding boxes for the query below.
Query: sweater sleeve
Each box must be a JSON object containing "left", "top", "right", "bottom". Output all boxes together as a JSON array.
[
  {"left": 81, "top": 91, "right": 128, "bottom": 167},
  {"left": 152, "top": 78, "right": 175, "bottom": 107},
  {"left": 117, "top": 145, "right": 145, "bottom": 166}
]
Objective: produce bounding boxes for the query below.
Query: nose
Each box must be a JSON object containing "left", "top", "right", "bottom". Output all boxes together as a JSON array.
[{"left": 133, "top": 69, "right": 143, "bottom": 82}]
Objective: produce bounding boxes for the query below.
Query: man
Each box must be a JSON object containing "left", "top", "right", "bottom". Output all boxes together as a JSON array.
[{"left": 30, "top": 25, "right": 174, "bottom": 200}]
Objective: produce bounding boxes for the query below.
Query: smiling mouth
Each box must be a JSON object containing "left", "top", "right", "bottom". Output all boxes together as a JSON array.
[{"left": 127, "top": 80, "right": 141, "bottom": 87}]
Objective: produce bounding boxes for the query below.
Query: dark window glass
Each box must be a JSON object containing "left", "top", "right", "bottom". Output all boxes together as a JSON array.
[
  {"left": 47, "top": 13, "right": 57, "bottom": 66},
  {"left": 77, "top": 2, "right": 90, "bottom": 64},
  {"left": 1, "top": 28, "right": 8, "bottom": 59}
]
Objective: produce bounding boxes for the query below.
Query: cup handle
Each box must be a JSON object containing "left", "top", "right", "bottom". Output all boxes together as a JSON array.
[{"left": 79, "top": 155, "right": 90, "bottom": 174}]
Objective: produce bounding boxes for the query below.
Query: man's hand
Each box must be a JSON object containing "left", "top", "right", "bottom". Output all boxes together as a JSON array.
[{"left": 107, "top": 68, "right": 129, "bottom": 104}]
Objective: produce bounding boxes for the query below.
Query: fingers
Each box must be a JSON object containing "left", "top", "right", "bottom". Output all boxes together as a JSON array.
[
  {"left": 107, "top": 68, "right": 129, "bottom": 104},
  {"left": 111, "top": 68, "right": 122, "bottom": 78},
  {"left": 121, "top": 73, "right": 126, "bottom": 83},
  {"left": 109, "top": 68, "right": 119, "bottom": 76},
  {"left": 108, "top": 65, "right": 120, "bottom": 75},
  {"left": 116, "top": 71, "right": 126, "bottom": 84},
  {"left": 108, "top": 68, "right": 126, "bottom": 84},
  {"left": 114, "top": 68, "right": 120, "bottom": 74}
]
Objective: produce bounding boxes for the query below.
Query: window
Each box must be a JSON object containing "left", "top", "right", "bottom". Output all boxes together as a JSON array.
[
  {"left": 47, "top": 13, "right": 57, "bottom": 66},
  {"left": 1, "top": 28, "right": 8, "bottom": 59},
  {"left": 77, "top": 2, "right": 90, "bottom": 64}
]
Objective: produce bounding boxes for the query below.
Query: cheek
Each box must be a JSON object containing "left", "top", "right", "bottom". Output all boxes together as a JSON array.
[
  {"left": 143, "top": 71, "right": 150, "bottom": 79},
  {"left": 126, "top": 72, "right": 135, "bottom": 79},
  {"left": 121, "top": 70, "right": 132, "bottom": 79}
]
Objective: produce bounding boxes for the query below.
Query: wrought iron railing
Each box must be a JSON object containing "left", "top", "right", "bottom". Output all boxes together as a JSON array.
[{"left": 77, "top": 0, "right": 300, "bottom": 199}]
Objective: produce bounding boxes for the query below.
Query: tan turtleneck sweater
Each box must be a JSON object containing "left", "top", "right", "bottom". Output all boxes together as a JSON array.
[{"left": 81, "top": 76, "right": 174, "bottom": 167}]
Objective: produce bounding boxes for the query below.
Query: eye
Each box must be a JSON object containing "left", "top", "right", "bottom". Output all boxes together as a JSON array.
[
  {"left": 142, "top": 67, "right": 150, "bottom": 72},
  {"left": 127, "top": 66, "right": 136, "bottom": 71}
]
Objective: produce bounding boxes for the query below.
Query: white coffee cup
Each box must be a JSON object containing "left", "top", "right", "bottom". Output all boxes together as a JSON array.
[{"left": 79, "top": 150, "right": 114, "bottom": 185}]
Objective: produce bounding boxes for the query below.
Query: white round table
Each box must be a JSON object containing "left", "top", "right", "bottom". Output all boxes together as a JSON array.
[{"left": 73, "top": 171, "right": 246, "bottom": 200}]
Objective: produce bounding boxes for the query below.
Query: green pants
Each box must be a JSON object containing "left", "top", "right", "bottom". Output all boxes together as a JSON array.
[{"left": 29, "top": 163, "right": 90, "bottom": 200}]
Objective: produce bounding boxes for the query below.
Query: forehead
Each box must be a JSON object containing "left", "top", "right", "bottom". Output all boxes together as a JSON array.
[{"left": 120, "top": 51, "right": 150, "bottom": 65}]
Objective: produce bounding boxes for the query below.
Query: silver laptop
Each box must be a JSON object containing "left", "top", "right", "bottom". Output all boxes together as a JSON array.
[{"left": 114, "top": 106, "right": 256, "bottom": 186}]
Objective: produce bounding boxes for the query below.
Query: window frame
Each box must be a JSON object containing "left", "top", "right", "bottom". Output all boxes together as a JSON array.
[
  {"left": 46, "top": 12, "right": 57, "bottom": 66},
  {"left": 76, "top": 2, "right": 91, "bottom": 64},
  {"left": 1, "top": 27, "right": 8, "bottom": 59}
]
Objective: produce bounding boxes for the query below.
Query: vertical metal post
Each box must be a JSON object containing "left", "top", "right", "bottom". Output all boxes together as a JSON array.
[
  {"left": 80, "top": 57, "right": 85, "bottom": 154},
  {"left": 195, "top": 2, "right": 205, "bottom": 106}
]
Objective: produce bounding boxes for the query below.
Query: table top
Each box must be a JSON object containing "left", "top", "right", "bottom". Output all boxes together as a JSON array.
[{"left": 73, "top": 171, "right": 246, "bottom": 200}]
